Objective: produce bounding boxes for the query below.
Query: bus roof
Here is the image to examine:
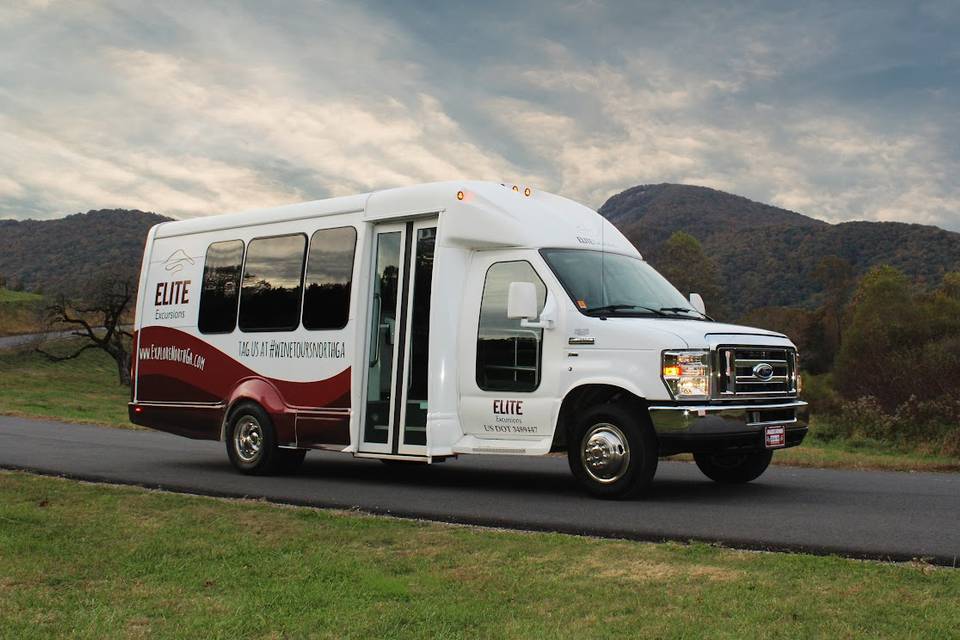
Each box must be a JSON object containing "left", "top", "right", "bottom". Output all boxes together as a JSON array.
[{"left": 152, "top": 181, "right": 638, "bottom": 255}]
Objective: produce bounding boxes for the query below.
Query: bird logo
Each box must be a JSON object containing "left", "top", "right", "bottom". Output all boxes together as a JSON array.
[{"left": 163, "top": 249, "right": 195, "bottom": 274}]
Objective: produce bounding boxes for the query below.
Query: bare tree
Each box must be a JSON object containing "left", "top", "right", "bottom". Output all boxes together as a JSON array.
[{"left": 37, "top": 277, "right": 135, "bottom": 386}]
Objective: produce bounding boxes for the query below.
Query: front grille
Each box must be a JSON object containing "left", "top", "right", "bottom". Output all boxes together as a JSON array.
[{"left": 715, "top": 346, "right": 798, "bottom": 398}]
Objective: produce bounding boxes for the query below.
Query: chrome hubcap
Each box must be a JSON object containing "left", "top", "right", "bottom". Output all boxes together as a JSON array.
[
  {"left": 581, "top": 423, "right": 630, "bottom": 484},
  {"left": 235, "top": 416, "right": 263, "bottom": 462}
]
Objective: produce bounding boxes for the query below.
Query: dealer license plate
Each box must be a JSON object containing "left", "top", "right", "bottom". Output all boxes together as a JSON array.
[{"left": 764, "top": 425, "right": 786, "bottom": 449}]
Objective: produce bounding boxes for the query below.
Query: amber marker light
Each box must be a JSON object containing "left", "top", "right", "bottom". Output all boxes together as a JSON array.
[
  {"left": 457, "top": 190, "right": 465, "bottom": 200},
  {"left": 512, "top": 185, "right": 519, "bottom": 192},
  {"left": 662, "top": 365, "right": 682, "bottom": 378},
  {"left": 524, "top": 187, "right": 532, "bottom": 196}
]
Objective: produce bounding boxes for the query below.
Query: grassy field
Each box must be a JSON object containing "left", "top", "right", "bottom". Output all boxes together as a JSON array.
[
  {"left": 1, "top": 344, "right": 959, "bottom": 471},
  {"left": 0, "top": 470, "right": 957, "bottom": 639},
  {"left": 0, "top": 342, "right": 132, "bottom": 428},
  {"left": 0, "top": 287, "right": 44, "bottom": 336},
  {"left": 0, "top": 288, "right": 43, "bottom": 303}
]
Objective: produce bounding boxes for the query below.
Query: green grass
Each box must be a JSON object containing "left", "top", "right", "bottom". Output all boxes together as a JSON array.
[
  {"left": 0, "top": 470, "right": 957, "bottom": 639},
  {"left": 775, "top": 428, "right": 960, "bottom": 472},
  {"left": 0, "top": 288, "right": 44, "bottom": 336},
  {"left": 0, "top": 287, "right": 42, "bottom": 303},
  {"left": 0, "top": 343, "right": 132, "bottom": 428}
]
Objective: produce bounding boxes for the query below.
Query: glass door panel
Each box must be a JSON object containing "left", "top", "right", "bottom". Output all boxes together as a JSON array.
[
  {"left": 399, "top": 226, "right": 436, "bottom": 449},
  {"left": 363, "top": 229, "right": 403, "bottom": 448}
]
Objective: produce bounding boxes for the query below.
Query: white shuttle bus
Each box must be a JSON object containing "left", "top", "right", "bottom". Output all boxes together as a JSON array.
[{"left": 130, "top": 181, "right": 808, "bottom": 497}]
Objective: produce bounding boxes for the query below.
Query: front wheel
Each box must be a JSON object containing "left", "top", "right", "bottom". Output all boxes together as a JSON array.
[
  {"left": 694, "top": 450, "right": 772, "bottom": 484},
  {"left": 567, "top": 404, "right": 658, "bottom": 499}
]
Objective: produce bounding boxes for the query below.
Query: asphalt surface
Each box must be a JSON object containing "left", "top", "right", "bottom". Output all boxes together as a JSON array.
[
  {"left": 1, "top": 416, "right": 958, "bottom": 566},
  {"left": 0, "top": 330, "right": 73, "bottom": 350},
  {"left": 0, "top": 326, "right": 132, "bottom": 350}
]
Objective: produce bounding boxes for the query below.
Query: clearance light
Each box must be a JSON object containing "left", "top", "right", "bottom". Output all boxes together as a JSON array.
[
  {"left": 512, "top": 185, "right": 519, "bottom": 192},
  {"left": 524, "top": 187, "right": 532, "bottom": 197},
  {"left": 661, "top": 350, "right": 711, "bottom": 400},
  {"left": 134, "top": 405, "right": 143, "bottom": 414},
  {"left": 456, "top": 190, "right": 465, "bottom": 201}
]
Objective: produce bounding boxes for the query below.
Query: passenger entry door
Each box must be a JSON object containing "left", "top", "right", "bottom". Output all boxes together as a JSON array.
[{"left": 360, "top": 219, "right": 437, "bottom": 456}]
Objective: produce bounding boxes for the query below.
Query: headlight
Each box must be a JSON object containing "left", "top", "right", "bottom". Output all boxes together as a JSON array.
[{"left": 662, "top": 350, "right": 710, "bottom": 400}]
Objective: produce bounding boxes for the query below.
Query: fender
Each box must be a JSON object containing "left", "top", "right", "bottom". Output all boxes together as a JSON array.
[
  {"left": 559, "top": 376, "right": 647, "bottom": 405},
  {"left": 222, "top": 377, "right": 297, "bottom": 445},
  {"left": 550, "top": 377, "right": 649, "bottom": 448}
]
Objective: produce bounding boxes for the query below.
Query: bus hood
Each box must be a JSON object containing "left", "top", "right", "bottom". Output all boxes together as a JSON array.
[
  {"left": 592, "top": 318, "right": 793, "bottom": 350},
  {"left": 655, "top": 319, "right": 791, "bottom": 349}
]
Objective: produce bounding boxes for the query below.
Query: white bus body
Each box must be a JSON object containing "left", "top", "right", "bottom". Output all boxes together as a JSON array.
[{"left": 130, "top": 181, "right": 808, "bottom": 497}]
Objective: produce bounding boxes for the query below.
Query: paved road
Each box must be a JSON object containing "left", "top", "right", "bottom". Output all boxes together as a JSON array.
[
  {"left": 0, "top": 330, "right": 73, "bottom": 350},
  {"left": 0, "top": 326, "right": 133, "bottom": 350},
  {"left": 1, "top": 416, "right": 958, "bottom": 566}
]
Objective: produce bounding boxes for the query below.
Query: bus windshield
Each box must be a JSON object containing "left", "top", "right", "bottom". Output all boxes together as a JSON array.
[{"left": 540, "top": 248, "right": 707, "bottom": 319}]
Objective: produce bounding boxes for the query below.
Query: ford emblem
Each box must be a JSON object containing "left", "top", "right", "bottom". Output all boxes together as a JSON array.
[{"left": 753, "top": 363, "right": 775, "bottom": 381}]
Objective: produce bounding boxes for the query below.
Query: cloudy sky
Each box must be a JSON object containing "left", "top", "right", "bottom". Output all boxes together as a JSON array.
[{"left": 2, "top": 1, "right": 959, "bottom": 230}]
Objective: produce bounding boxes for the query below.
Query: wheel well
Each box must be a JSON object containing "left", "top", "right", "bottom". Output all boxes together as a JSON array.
[
  {"left": 220, "top": 398, "right": 259, "bottom": 442},
  {"left": 551, "top": 384, "right": 649, "bottom": 452}
]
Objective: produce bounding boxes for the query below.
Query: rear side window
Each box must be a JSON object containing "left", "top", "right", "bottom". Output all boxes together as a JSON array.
[
  {"left": 238, "top": 234, "right": 307, "bottom": 332},
  {"left": 303, "top": 227, "right": 357, "bottom": 330},
  {"left": 198, "top": 240, "right": 244, "bottom": 334},
  {"left": 476, "top": 261, "right": 547, "bottom": 392}
]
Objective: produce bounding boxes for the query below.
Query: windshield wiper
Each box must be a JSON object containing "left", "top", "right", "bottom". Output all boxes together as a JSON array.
[
  {"left": 584, "top": 304, "right": 668, "bottom": 318},
  {"left": 659, "top": 307, "right": 714, "bottom": 321}
]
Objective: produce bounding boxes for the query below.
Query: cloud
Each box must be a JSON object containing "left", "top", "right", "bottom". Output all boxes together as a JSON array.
[{"left": 0, "top": 0, "right": 958, "bottom": 232}]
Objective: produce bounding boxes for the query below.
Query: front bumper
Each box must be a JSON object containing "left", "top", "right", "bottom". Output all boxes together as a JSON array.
[{"left": 648, "top": 400, "right": 809, "bottom": 455}]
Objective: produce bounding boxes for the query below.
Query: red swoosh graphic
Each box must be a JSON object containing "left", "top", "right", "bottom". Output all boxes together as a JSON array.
[{"left": 135, "top": 326, "right": 351, "bottom": 409}]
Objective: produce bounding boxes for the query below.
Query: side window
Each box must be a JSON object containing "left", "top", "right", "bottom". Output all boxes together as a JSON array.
[
  {"left": 198, "top": 240, "right": 244, "bottom": 334},
  {"left": 238, "top": 234, "right": 306, "bottom": 332},
  {"left": 476, "top": 261, "right": 547, "bottom": 392},
  {"left": 302, "top": 227, "right": 357, "bottom": 330}
]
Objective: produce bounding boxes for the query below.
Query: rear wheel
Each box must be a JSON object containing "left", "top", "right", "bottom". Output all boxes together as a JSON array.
[
  {"left": 226, "top": 402, "right": 302, "bottom": 475},
  {"left": 694, "top": 450, "right": 772, "bottom": 484},
  {"left": 567, "top": 404, "right": 658, "bottom": 498}
]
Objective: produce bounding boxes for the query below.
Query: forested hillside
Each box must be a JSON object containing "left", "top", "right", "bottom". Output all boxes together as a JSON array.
[
  {"left": 600, "top": 184, "right": 960, "bottom": 312},
  {"left": 0, "top": 210, "right": 171, "bottom": 294}
]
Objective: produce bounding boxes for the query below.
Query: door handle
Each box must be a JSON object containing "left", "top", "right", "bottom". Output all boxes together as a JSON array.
[{"left": 369, "top": 293, "right": 382, "bottom": 367}]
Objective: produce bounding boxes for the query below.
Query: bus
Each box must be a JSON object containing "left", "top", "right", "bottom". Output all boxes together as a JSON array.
[{"left": 129, "top": 181, "right": 807, "bottom": 497}]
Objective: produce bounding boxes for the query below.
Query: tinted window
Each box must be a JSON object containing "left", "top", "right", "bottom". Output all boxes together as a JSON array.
[
  {"left": 476, "top": 261, "right": 546, "bottom": 392},
  {"left": 238, "top": 234, "right": 306, "bottom": 332},
  {"left": 303, "top": 227, "right": 357, "bottom": 330},
  {"left": 198, "top": 240, "right": 244, "bottom": 334}
]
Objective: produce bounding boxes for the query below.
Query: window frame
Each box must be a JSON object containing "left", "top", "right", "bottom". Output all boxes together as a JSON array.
[
  {"left": 197, "top": 238, "right": 245, "bottom": 335},
  {"left": 237, "top": 232, "right": 309, "bottom": 333},
  {"left": 301, "top": 225, "right": 358, "bottom": 331},
  {"left": 475, "top": 259, "right": 547, "bottom": 393}
]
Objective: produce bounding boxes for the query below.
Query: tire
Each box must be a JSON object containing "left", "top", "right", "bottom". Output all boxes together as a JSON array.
[
  {"left": 567, "top": 403, "right": 659, "bottom": 499},
  {"left": 693, "top": 450, "right": 772, "bottom": 484},
  {"left": 225, "top": 402, "right": 293, "bottom": 475}
]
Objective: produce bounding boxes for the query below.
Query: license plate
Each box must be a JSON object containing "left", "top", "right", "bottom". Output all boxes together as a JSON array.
[{"left": 764, "top": 425, "right": 786, "bottom": 449}]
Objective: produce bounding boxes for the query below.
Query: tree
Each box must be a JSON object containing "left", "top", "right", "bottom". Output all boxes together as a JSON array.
[
  {"left": 941, "top": 271, "right": 960, "bottom": 299},
  {"left": 654, "top": 231, "right": 726, "bottom": 318},
  {"left": 37, "top": 277, "right": 135, "bottom": 385},
  {"left": 812, "top": 255, "right": 855, "bottom": 366}
]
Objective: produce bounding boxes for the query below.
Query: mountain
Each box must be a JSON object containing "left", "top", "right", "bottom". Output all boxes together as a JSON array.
[
  {"left": 599, "top": 184, "right": 960, "bottom": 312},
  {"left": 3, "top": 187, "right": 958, "bottom": 314},
  {"left": 0, "top": 209, "right": 172, "bottom": 295}
]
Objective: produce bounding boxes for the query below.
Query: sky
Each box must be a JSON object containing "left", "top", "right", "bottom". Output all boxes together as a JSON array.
[{"left": 1, "top": 0, "right": 959, "bottom": 231}]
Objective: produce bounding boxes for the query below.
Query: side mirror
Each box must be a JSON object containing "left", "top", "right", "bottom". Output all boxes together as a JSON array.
[
  {"left": 689, "top": 293, "right": 706, "bottom": 315},
  {"left": 507, "top": 282, "right": 538, "bottom": 320}
]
